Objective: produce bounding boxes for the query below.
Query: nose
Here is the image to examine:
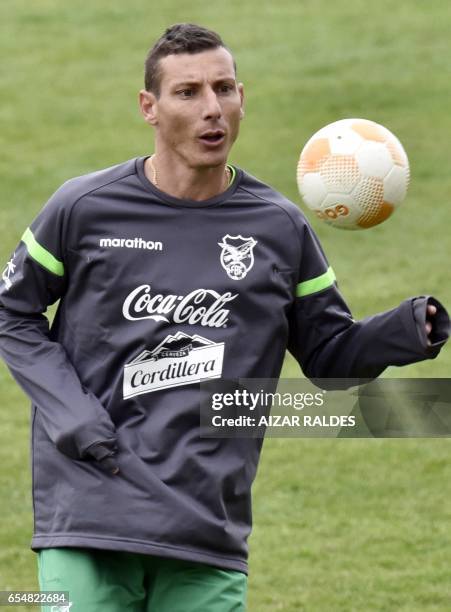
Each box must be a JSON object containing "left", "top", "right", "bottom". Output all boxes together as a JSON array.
[{"left": 202, "top": 87, "right": 222, "bottom": 120}]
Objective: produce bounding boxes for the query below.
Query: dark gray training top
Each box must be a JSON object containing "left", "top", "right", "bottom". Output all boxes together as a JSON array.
[{"left": 0, "top": 157, "right": 449, "bottom": 573}]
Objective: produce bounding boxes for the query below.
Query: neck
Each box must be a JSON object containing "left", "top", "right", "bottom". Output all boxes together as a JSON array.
[{"left": 144, "top": 153, "right": 231, "bottom": 201}]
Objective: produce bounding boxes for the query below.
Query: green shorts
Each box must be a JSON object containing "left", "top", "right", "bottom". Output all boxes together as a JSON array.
[{"left": 37, "top": 547, "right": 247, "bottom": 612}]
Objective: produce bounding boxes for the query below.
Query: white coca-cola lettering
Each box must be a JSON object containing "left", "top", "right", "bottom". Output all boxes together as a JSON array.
[{"left": 122, "top": 285, "right": 237, "bottom": 328}]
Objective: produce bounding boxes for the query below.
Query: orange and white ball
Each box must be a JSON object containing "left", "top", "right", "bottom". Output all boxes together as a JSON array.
[{"left": 296, "top": 118, "right": 410, "bottom": 230}]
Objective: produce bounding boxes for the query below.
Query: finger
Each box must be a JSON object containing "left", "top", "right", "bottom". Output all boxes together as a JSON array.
[
  {"left": 98, "top": 456, "right": 120, "bottom": 475},
  {"left": 425, "top": 322, "right": 432, "bottom": 335},
  {"left": 427, "top": 304, "right": 437, "bottom": 316}
]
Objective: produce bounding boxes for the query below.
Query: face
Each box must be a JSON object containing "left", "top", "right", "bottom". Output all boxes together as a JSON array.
[{"left": 140, "top": 47, "right": 244, "bottom": 169}]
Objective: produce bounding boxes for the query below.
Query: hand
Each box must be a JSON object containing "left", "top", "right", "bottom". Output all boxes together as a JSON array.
[
  {"left": 97, "top": 454, "right": 120, "bottom": 476},
  {"left": 425, "top": 304, "right": 437, "bottom": 345},
  {"left": 84, "top": 440, "right": 120, "bottom": 475}
]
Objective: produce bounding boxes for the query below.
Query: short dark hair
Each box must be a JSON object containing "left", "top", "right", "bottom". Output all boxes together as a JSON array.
[{"left": 144, "top": 23, "right": 236, "bottom": 97}]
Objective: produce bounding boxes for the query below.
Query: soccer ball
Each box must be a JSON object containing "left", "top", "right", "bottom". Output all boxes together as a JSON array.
[{"left": 296, "top": 118, "right": 410, "bottom": 230}]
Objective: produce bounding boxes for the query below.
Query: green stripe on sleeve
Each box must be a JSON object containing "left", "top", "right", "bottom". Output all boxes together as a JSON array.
[
  {"left": 227, "top": 164, "right": 236, "bottom": 186},
  {"left": 296, "top": 266, "right": 336, "bottom": 297},
  {"left": 21, "top": 227, "right": 65, "bottom": 276}
]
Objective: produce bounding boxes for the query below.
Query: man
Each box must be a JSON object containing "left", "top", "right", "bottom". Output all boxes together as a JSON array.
[{"left": 0, "top": 23, "right": 449, "bottom": 612}]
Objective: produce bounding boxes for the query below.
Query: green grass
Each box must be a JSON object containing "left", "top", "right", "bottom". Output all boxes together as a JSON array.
[{"left": 1, "top": 1, "right": 450, "bottom": 610}]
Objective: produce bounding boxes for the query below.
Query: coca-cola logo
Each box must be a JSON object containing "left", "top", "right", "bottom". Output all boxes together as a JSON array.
[{"left": 122, "top": 284, "right": 238, "bottom": 328}]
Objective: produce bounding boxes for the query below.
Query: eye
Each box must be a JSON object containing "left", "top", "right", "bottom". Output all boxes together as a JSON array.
[
  {"left": 177, "top": 89, "right": 194, "bottom": 98},
  {"left": 218, "top": 83, "right": 233, "bottom": 93}
]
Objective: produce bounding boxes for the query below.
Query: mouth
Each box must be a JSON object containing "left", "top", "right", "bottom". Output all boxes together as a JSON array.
[{"left": 198, "top": 130, "right": 226, "bottom": 147}]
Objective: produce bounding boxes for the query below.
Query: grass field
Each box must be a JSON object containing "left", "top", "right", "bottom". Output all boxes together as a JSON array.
[{"left": 1, "top": 1, "right": 450, "bottom": 610}]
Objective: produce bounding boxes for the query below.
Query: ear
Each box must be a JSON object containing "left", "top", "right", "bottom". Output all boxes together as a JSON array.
[
  {"left": 238, "top": 82, "right": 245, "bottom": 120},
  {"left": 139, "top": 89, "right": 158, "bottom": 126}
]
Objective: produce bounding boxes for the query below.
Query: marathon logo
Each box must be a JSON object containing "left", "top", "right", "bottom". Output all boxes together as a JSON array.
[
  {"left": 123, "top": 332, "right": 224, "bottom": 398},
  {"left": 1, "top": 253, "right": 17, "bottom": 290},
  {"left": 99, "top": 237, "right": 163, "bottom": 251}
]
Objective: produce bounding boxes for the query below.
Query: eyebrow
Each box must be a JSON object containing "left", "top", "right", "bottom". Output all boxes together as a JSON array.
[{"left": 171, "top": 77, "right": 236, "bottom": 88}]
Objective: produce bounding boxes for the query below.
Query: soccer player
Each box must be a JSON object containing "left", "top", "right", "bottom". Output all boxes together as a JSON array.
[{"left": 0, "top": 23, "right": 449, "bottom": 612}]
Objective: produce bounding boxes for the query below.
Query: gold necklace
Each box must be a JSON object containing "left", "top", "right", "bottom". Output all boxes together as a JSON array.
[{"left": 148, "top": 155, "right": 232, "bottom": 189}]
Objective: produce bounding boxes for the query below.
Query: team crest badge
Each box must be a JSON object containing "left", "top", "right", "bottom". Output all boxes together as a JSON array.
[{"left": 218, "top": 234, "right": 258, "bottom": 280}]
